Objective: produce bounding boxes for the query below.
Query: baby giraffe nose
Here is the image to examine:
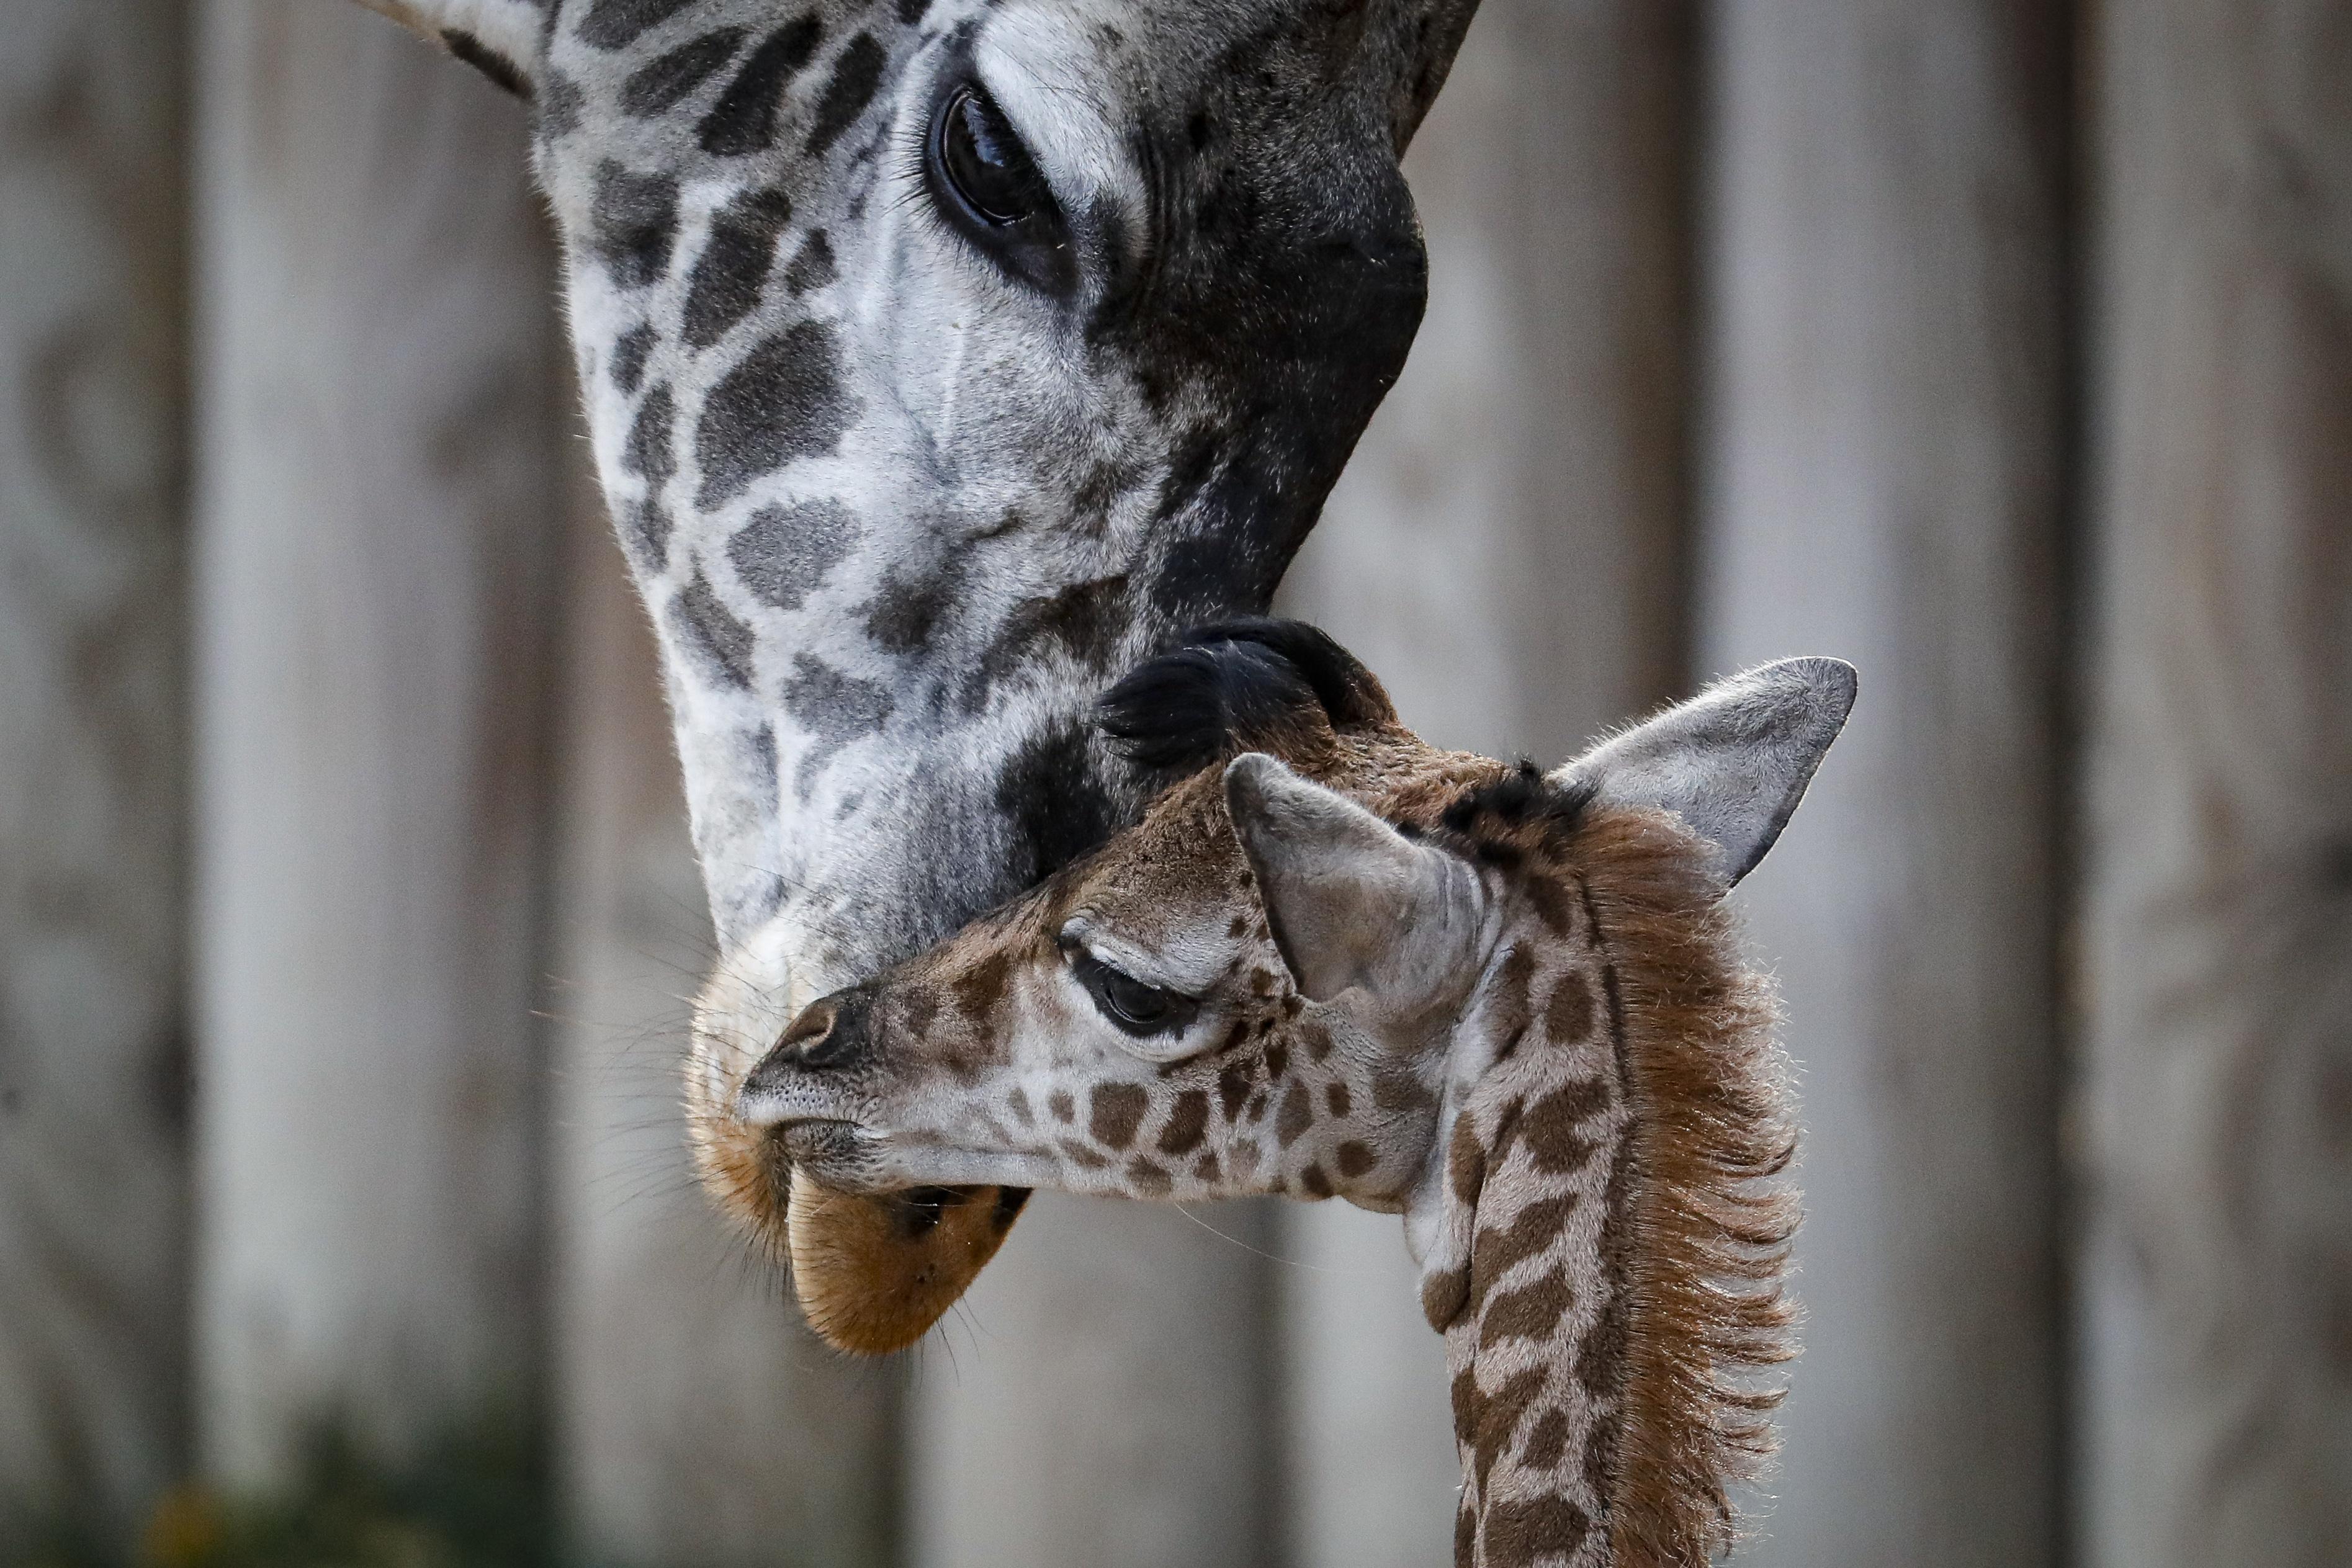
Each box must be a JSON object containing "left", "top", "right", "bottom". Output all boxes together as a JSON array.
[
  {"left": 778, "top": 992, "right": 857, "bottom": 1068},
  {"left": 740, "top": 988, "right": 870, "bottom": 1107}
]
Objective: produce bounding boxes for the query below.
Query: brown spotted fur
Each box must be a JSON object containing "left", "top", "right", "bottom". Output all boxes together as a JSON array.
[{"left": 1427, "top": 797, "right": 1796, "bottom": 1567}]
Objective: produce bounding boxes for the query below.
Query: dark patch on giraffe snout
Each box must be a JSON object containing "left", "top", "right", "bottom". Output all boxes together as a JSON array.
[
  {"left": 781, "top": 654, "right": 895, "bottom": 792},
  {"left": 806, "top": 33, "right": 887, "bottom": 156},
  {"left": 996, "top": 722, "right": 1119, "bottom": 887},
  {"left": 608, "top": 323, "right": 656, "bottom": 395},
  {"left": 669, "top": 570, "right": 756, "bottom": 688},
  {"left": 949, "top": 948, "right": 1014, "bottom": 1023},
  {"left": 728, "top": 499, "right": 860, "bottom": 611},
  {"left": 589, "top": 161, "right": 680, "bottom": 288},
  {"left": 699, "top": 16, "right": 827, "bottom": 155},
  {"left": 578, "top": 0, "right": 698, "bottom": 53},
  {"left": 683, "top": 188, "right": 794, "bottom": 348},
  {"left": 622, "top": 383, "right": 676, "bottom": 484},
  {"left": 695, "top": 323, "right": 853, "bottom": 506},
  {"left": 622, "top": 29, "right": 745, "bottom": 118}
]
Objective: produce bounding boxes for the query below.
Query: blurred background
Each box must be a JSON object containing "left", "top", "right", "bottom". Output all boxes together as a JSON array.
[{"left": 2, "top": 1, "right": 2346, "bottom": 1566}]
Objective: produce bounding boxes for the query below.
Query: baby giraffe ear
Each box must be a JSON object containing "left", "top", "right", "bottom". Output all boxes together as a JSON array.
[
  {"left": 1224, "top": 753, "right": 1486, "bottom": 1008},
  {"left": 1555, "top": 657, "right": 1858, "bottom": 890},
  {"left": 352, "top": 0, "right": 542, "bottom": 97}
]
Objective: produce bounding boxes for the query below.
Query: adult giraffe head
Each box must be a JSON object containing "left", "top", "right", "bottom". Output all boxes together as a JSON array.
[
  {"left": 737, "top": 624, "right": 1856, "bottom": 1561},
  {"left": 357, "top": 0, "right": 1481, "bottom": 1344}
]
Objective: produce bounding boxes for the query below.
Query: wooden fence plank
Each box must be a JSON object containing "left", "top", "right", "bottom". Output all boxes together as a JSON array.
[
  {"left": 547, "top": 447, "right": 897, "bottom": 1567},
  {"left": 907, "top": 1196, "right": 1277, "bottom": 1568},
  {"left": 1697, "top": 3, "right": 2070, "bottom": 1563},
  {"left": 2075, "top": 2, "right": 2352, "bottom": 1561},
  {"left": 191, "top": 0, "right": 560, "bottom": 1485},
  {"left": 0, "top": 1, "right": 191, "bottom": 1550},
  {"left": 1277, "top": 4, "right": 1697, "bottom": 1562}
]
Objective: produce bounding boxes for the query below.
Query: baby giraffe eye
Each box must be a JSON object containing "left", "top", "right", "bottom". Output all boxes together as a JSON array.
[{"left": 1066, "top": 946, "right": 1201, "bottom": 1040}]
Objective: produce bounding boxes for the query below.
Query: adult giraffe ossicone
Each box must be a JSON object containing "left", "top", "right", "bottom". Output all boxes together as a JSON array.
[
  {"left": 737, "top": 622, "right": 1856, "bottom": 1564},
  {"left": 353, "top": 0, "right": 1481, "bottom": 1348}
]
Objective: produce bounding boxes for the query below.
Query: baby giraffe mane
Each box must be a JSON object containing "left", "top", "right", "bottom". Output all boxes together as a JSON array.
[{"left": 1427, "top": 770, "right": 1798, "bottom": 1567}]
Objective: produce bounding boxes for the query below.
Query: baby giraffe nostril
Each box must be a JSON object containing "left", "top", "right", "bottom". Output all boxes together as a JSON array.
[
  {"left": 776, "top": 986, "right": 872, "bottom": 1071},
  {"left": 779, "top": 998, "right": 842, "bottom": 1064}
]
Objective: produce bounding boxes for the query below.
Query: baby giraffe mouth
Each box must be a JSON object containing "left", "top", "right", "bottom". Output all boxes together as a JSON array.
[
  {"left": 773, "top": 1118, "right": 872, "bottom": 1180},
  {"left": 781, "top": 1175, "right": 1033, "bottom": 1356},
  {"left": 702, "top": 985, "right": 1035, "bottom": 1354}
]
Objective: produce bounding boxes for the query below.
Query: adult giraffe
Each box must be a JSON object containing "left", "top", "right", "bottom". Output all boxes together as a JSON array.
[{"left": 355, "top": 0, "right": 1479, "bottom": 1343}]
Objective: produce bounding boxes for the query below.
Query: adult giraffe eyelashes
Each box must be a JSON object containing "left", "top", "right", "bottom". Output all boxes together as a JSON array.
[
  {"left": 920, "top": 76, "right": 1075, "bottom": 296},
  {"left": 935, "top": 84, "right": 1048, "bottom": 226}
]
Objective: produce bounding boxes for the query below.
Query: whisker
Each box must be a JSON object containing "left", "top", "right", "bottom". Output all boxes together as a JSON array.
[{"left": 1168, "top": 1203, "right": 1370, "bottom": 1274}]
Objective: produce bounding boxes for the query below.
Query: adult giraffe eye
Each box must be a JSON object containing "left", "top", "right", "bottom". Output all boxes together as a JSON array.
[
  {"left": 936, "top": 84, "right": 1046, "bottom": 225},
  {"left": 923, "top": 80, "right": 1074, "bottom": 293},
  {"left": 1069, "top": 948, "right": 1200, "bottom": 1040}
]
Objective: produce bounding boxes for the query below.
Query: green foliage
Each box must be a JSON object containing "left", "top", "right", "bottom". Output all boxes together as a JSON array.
[{"left": 5, "top": 1413, "right": 549, "bottom": 1568}]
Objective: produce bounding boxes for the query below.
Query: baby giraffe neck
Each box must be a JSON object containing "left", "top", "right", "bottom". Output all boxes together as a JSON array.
[
  {"left": 1419, "top": 807, "right": 1800, "bottom": 1568},
  {"left": 1438, "top": 936, "right": 1635, "bottom": 1568}
]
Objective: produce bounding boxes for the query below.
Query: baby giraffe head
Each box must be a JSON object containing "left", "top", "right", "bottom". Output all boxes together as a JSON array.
[{"left": 742, "top": 622, "right": 1853, "bottom": 1565}]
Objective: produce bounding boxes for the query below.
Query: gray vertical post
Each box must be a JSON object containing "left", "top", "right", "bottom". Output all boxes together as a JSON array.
[
  {"left": 547, "top": 453, "right": 897, "bottom": 1567},
  {"left": 0, "top": 1, "right": 190, "bottom": 1550},
  {"left": 1276, "top": 4, "right": 1696, "bottom": 1562},
  {"left": 191, "top": 0, "right": 560, "bottom": 1485},
  {"left": 906, "top": 1196, "right": 1278, "bottom": 1568},
  {"left": 2076, "top": 2, "right": 2352, "bottom": 1561},
  {"left": 1697, "top": 3, "right": 2070, "bottom": 1564}
]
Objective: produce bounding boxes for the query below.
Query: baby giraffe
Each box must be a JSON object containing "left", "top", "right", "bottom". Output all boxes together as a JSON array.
[{"left": 729, "top": 622, "right": 1853, "bottom": 1567}]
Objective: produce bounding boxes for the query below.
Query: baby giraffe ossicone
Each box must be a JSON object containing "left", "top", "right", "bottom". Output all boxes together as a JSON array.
[{"left": 729, "top": 623, "right": 1854, "bottom": 1567}]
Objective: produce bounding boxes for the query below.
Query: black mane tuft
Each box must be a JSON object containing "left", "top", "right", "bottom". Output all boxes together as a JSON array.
[
  {"left": 1177, "top": 618, "right": 1395, "bottom": 728},
  {"left": 1095, "top": 617, "right": 1394, "bottom": 773},
  {"left": 1440, "top": 760, "right": 1600, "bottom": 843}
]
